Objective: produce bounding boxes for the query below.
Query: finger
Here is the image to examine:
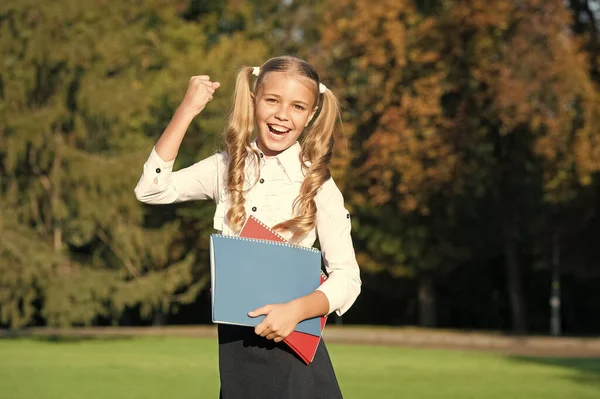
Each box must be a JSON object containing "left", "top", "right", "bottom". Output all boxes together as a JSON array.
[
  {"left": 197, "top": 80, "right": 215, "bottom": 90},
  {"left": 197, "top": 79, "right": 214, "bottom": 86},
  {"left": 248, "top": 305, "right": 271, "bottom": 318},
  {"left": 212, "top": 81, "right": 221, "bottom": 89},
  {"left": 207, "top": 95, "right": 213, "bottom": 101},
  {"left": 199, "top": 84, "right": 216, "bottom": 95},
  {"left": 190, "top": 80, "right": 210, "bottom": 89},
  {"left": 260, "top": 327, "right": 272, "bottom": 337},
  {"left": 190, "top": 75, "right": 210, "bottom": 81},
  {"left": 266, "top": 333, "right": 278, "bottom": 341},
  {"left": 273, "top": 336, "right": 284, "bottom": 343},
  {"left": 254, "top": 321, "right": 270, "bottom": 336}
]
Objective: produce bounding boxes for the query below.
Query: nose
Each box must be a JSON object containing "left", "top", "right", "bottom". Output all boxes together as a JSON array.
[{"left": 274, "top": 105, "right": 289, "bottom": 121}]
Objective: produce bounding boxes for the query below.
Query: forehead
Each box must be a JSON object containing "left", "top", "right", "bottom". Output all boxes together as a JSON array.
[{"left": 258, "top": 71, "right": 317, "bottom": 103}]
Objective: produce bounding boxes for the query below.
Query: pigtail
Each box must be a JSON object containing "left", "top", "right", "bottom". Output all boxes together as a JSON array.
[
  {"left": 274, "top": 88, "right": 342, "bottom": 242},
  {"left": 224, "top": 67, "right": 256, "bottom": 233}
]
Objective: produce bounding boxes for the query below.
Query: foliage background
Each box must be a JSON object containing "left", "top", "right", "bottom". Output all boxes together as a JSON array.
[{"left": 1, "top": 0, "right": 599, "bottom": 335}]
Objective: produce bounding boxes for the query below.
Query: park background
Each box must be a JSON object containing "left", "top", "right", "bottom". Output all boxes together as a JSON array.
[{"left": 1, "top": 1, "right": 600, "bottom": 398}]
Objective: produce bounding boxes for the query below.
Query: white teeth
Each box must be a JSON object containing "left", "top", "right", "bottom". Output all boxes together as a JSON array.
[{"left": 269, "top": 124, "right": 289, "bottom": 133}]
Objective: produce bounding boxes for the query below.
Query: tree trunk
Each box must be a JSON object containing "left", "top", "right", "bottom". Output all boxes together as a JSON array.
[
  {"left": 53, "top": 226, "right": 62, "bottom": 252},
  {"left": 418, "top": 273, "right": 437, "bottom": 327},
  {"left": 152, "top": 308, "right": 168, "bottom": 326},
  {"left": 503, "top": 217, "right": 527, "bottom": 334},
  {"left": 51, "top": 134, "right": 63, "bottom": 252}
]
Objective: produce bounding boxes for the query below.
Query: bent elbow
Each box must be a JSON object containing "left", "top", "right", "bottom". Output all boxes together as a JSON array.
[
  {"left": 134, "top": 185, "right": 148, "bottom": 203},
  {"left": 133, "top": 184, "right": 159, "bottom": 204},
  {"left": 352, "top": 276, "right": 362, "bottom": 299},
  {"left": 330, "top": 272, "right": 362, "bottom": 317},
  {"left": 347, "top": 275, "right": 362, "bottom": 308}
]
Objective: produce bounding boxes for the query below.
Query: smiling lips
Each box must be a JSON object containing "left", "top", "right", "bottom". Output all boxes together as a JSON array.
[{"left": 267, "top": 123, "right": 291, "bottom": 135}]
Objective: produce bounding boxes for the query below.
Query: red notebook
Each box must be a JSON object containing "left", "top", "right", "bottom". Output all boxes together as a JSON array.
[{"left": 240, "top": 215, "right": 328, "bottom": 364}]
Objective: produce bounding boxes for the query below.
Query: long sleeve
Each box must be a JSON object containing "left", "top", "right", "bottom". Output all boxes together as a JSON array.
[
  {"left": 134, "top": 146, "right": 221, "bottom": 204},
  {"left": 315, "top": 177, "right": 362, "bottom": 316}
]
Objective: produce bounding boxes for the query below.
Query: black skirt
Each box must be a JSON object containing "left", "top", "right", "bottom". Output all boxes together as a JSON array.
[{"left": 218, "top": 324, "right": 344, "bottom": 399}]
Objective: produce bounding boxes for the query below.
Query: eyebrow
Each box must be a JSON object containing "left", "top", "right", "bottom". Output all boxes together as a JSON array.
[{"left": 263, "top": 93, "right": 310, "bottom": 107}]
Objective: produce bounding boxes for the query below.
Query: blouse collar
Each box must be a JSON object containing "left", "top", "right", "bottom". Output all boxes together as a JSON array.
[{"left": 249, "top": 140, "right": 304, "bottom": 182}]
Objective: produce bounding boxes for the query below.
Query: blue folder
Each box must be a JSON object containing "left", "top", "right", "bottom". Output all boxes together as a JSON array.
[{"left": 210, "top": 234, "right": 322, "bottom": 336}]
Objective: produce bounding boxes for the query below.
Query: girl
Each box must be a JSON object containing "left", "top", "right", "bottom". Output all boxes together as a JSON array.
[{"left": 134, "top": 56, "right": 361, "bottom": 399}]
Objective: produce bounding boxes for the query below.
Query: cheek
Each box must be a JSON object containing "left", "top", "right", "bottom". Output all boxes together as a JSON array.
[
  {"left": 296, "top": 114, "right": 310, "bottom": 128},
  {"left": 254, "top": 103, "right": 269, "bottom": 122}
]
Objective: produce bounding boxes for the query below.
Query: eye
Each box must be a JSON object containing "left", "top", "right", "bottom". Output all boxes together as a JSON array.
[
  {"left": 293, "top": 104, "right": 306, "bottom": 111},
  {"left": 265, "top": 98, "right": 277, "bottom": 103}
]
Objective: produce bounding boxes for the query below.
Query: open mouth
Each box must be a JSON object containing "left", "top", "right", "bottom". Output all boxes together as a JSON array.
[{"left": 267, "top": 124, "right": 291, "bottom": 136}]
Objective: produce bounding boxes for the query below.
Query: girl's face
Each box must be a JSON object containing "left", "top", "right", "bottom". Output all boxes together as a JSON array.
[{"left": 254, "top": 71, "right": 317, "bottom": 157}]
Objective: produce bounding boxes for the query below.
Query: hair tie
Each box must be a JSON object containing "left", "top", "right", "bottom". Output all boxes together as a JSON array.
[
  {"left": 319, "top": 83, "right": 327, "bottom": 94},
  {"left": 252, "top": 67, "right": 260, "bottom": 77}
]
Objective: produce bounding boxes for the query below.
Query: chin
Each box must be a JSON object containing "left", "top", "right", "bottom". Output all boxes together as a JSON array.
[{"left": 259, "top": 130, "right": 297, "bottom": 155}]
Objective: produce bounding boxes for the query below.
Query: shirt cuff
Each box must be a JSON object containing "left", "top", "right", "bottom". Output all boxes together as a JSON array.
[
  {"left": 134, "top": 147, "right": 177, "bottom": 202},
  {"left": 147, "top": 146, "right": 175, "bottom": 172},
  {"left": 316, "top": 271, "right": 361, "bottom": 316},
  {"left": 143, "top": 147, "right": 175, "bottom": 186}
]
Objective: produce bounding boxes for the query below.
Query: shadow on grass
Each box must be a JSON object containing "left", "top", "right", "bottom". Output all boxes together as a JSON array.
[
  {"left": 510, "top": 356, "right": 600, "bottom": 390},
  {"left": 0, "top": 334, "right": 135, "bottom": 343}
]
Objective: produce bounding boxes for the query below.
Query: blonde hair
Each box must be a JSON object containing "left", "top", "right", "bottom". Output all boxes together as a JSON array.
[{"left": 223, "top": 56, "right": 341, "bottom": 242}]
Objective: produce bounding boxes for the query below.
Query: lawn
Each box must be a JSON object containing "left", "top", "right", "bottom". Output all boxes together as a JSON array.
[{"left": 0, "top": 336, "right": 599, "bottom": 399}]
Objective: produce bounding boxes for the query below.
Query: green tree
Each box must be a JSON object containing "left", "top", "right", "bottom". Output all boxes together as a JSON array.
[{"left": 0, "top": 0, "right": 268, "bottom": 327}]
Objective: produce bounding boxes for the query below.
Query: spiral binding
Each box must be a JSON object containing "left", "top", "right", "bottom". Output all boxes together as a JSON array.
[
  {"left": 250, "top": 216, "right": 327, "bottom": 279},
  {"left": 213, "top": 234, "right": 321, "bottom": 253}
]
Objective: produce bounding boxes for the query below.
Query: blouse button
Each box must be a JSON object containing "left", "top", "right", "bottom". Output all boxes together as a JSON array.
[
  {"left": 347, "top": 213, "right": 351, "bottom": 219},
  {"left": 156, "top": 168, "right": 161, "bottom": 173},
  {"left": 259, "top": 153, "right": 264, "bottom": 158},
  {"left": 259, "top": 178, "right": 265, "bottom": 184},
  {"left": 252, "top": 206, "right": 257, "bottom": 212}
]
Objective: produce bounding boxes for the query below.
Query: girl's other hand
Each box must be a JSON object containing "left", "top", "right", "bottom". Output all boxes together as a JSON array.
[
  {"left": 179, "top": 75, "right": 220, "bottom": 116},
  {"left": 248, "top": 302, "right": 302, "bottom": 342}
]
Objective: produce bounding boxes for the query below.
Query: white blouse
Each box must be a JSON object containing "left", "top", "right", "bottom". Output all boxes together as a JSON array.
[{"left": 134, "top": 141, "right": 361, "bottom": 316}]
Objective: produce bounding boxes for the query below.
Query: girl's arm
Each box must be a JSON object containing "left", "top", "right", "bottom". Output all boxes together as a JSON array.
[
  {"left": 313, "top": 177, "right": 362, "bottom": 316},
  {"left": 250, "top": 177, "right": 362, "bottom": 342},
  {"left": 155, "top": 75, "right": 219, "bottom": 162},
  {"left": 249, "top": 291, "right": 329, "bottom": 343},
  {"left": 134, "top": 76, "right": 222, "bottom": 204}
]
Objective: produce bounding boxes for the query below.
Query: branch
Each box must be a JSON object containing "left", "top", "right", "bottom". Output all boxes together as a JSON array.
[{"left": 96, "top": 229, "right": 140, "bottom": 278}]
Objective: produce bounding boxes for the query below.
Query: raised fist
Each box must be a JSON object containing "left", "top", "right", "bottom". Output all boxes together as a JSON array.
[{"left": 179, "top": 75, "right": 221, "bottom": 116}]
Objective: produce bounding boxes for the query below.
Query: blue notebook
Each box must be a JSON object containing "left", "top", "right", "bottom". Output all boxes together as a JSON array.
[{"left": 210, "top": 234, "right": 322, "bottom": 336}]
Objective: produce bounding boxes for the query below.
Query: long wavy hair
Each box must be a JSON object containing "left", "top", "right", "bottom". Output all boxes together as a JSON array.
[{"left": 223, "top": 55, "right": 341, "bottom": 242}]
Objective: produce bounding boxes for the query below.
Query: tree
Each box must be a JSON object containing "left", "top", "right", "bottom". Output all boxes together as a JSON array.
[
  {"left": 318, "top": 0, "right": 461, "bottom": 327},
  {"left": 569, "top": 0, "right": 600, "bottom": 79},
  {"left": 319, "top": 0, "right": 600, "bottom": 332},
  {"left": 0, "top": 0, "right": 268, "bottom": 327},
  {"left": 442, "top": 0, "right": 600, "bottom": 333}
]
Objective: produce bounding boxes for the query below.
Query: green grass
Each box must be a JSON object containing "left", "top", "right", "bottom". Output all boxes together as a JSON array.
[{"left": 0, "top": 336, "right": 599, "bottom": 399}]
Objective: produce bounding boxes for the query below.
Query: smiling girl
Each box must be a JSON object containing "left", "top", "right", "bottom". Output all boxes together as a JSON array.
[{"left": 134, "top": 56, "right": 361, "bottom": 399}]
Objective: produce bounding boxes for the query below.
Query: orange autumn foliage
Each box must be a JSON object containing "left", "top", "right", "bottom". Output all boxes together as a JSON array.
[{"left": 320, "top": 0, "right": 600, "bottom": 213}]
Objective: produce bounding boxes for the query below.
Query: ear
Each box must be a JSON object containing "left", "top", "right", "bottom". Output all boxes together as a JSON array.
[{"left": 305, "top": 106, "right": 318, "bottom": 127}]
